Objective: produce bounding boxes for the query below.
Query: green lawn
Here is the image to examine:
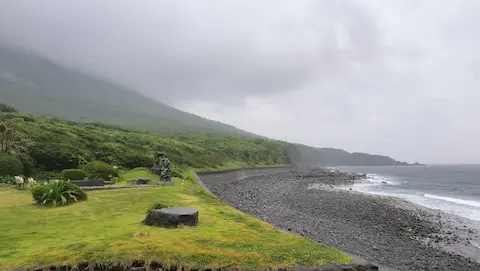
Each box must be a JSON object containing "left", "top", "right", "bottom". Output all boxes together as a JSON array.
[{"left": 0, "top": 171, "right": 352, "bottom": 270}]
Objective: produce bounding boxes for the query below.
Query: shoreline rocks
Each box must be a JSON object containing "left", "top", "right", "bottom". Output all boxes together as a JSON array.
[{"left": 204, "top": 168, "right": 480, "bottom": 271}]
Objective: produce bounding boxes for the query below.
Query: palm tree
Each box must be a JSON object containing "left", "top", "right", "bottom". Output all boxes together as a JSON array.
[{"left": 0, "top": 121, "right": 26, "bottom": 155}]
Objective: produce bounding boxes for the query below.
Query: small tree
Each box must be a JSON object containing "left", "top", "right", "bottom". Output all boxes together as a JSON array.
[
  {"left": 0, "top": 121, "right": 27, "bottom": 155},
  {"left": 0, "top": 153, "right": 23, "bottom": 176},
  {"left": 0, "top": 103, "right": 17, "bottom": 113}
]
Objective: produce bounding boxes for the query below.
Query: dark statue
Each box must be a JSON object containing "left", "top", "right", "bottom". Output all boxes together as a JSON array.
[{"left": 151, "top": 151, "right": 171, "bottom": 183}]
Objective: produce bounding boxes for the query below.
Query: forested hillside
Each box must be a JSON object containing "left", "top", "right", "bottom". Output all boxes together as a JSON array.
[{"left": 0, "top": 113, "right": 287, "bottom": 177}]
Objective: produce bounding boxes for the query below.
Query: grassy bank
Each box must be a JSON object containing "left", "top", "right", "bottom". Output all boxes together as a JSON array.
[{"left": 0, "top": 170, "right": 351, "bottom": 270}]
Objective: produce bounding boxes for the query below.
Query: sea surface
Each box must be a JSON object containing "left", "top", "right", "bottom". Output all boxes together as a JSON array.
[{"left": 337, "top": 165, "right": 480, "bottom": 223}]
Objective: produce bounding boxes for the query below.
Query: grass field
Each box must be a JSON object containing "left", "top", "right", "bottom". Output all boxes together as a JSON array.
[{"left": 0, "top": 171, "right": 352, "bottom": 270}]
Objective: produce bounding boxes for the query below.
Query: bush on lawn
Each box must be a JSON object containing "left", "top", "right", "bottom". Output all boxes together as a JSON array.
[
  {"left": 30, "top": 180, "right": 88, "bottom": 207},
  {"left": 0, "top": 175, "right": 14, "bottom": 185},
  {"left": 83, "top": 161, "right": 118, "bottom": 181},
  {"left": 61, "top": 169, "right": 87, "bottom": 180},
  {"left": 120, "top": 153, "right": 154, "bottom": 169},
  {"left": 171, "top": 165, "right": 184, "bottom": 179},
  {"left": 0, "top": 153, "right": 23, "bottom": 176}
]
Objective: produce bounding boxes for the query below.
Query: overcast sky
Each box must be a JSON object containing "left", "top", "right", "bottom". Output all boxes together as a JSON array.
[{"left": 1, "top": 0, "right": 479, "bottom": 164}]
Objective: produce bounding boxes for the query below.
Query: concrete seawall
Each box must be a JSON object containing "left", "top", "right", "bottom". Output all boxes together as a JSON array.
[{"left": 195, "top": 166, "right": 296, "bottom": 193}]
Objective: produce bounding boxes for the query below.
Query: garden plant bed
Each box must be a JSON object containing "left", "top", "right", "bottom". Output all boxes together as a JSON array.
[{"left": 0, "top": 170, "right": 351, "bottom": 271}]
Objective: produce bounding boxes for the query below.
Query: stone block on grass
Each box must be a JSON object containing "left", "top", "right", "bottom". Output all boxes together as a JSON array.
[
  {"left": 143, "top": 207, "right": 199, "bottom": 228},
  {"left": 128, "top": 178, "right": 152, "bottom": 185}
]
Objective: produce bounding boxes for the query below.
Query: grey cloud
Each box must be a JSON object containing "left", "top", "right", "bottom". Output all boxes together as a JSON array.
[
  {"left": 1, "top": 0, "right": 480, "bottom": 163},
  {"left": 0, "top": 0, "right": 382, "bottom": 103}
]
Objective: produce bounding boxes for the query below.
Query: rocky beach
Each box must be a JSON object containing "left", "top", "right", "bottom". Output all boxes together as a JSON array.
[{"left": 204, "top": 168, "right": 480, "bottom": 271}]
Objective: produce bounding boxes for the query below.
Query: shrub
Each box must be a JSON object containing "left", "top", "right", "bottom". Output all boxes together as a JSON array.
[
  {"left": 61, "top": 169, "right": 87, "bottom": 180},
  {"left": 83, "top": 161, "right": 118, "bottom": 181},
  {"left": 0, "top": 175, "right": 13, "bottom": 184},
  {"left": 30, "top": 185, "right": 46, "bottom": 202},
  {"left": 33, "top": 171, "right": 63, "bottom": 182},
  {"left": 30, "top": 180, "right": 88, "bottom": 207},
  {"left": 0, "top": 153, "right": 23, "bottom": 176},
  {"left": 0, "top": 103, "right": 17, "bottom": 113},
  {"left": 29, "top": 144, "right": 82, "bottom": 171},
  {"left": 171, "top": 165, "right": 184, "bottom": 179},
  {"left": 121, "top": 153, "right": 154, "bottom": 169}
]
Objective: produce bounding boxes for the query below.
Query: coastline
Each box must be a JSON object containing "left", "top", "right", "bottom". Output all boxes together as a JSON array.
[
  {"left": 205, "top": 168, "right": 480, "bottom": 271},
  {"left": 320, "top": 182, "right": 480, "bottom": 262},
  {"left": 328, "top": 168, "right": 480, "bottom": 259}
]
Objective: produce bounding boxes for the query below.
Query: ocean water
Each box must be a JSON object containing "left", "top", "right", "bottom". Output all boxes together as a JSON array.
[{"left": 337, "top": 165, "right": 480, "bottom": 223}]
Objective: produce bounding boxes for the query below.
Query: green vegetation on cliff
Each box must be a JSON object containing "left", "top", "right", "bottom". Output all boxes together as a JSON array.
[{"left": 0, "top": 113, "right": 287, "bottom": 176}]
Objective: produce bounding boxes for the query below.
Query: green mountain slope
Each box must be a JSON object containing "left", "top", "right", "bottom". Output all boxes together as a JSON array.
[
  {"left": 0, "top": 45, "right": 256, "bottom": 136},
  {"left": 0, "top": 113, "right": 287, "bottom": 175}
]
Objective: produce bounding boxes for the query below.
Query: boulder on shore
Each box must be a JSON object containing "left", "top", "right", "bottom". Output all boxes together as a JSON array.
[{"left": 143, "top": 207, "right": 199, "bottom": 228}]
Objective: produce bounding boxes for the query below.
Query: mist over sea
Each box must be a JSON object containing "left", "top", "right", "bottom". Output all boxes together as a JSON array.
[{"left": 338, "top": 165, "right": 480, "bottom": 223}]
